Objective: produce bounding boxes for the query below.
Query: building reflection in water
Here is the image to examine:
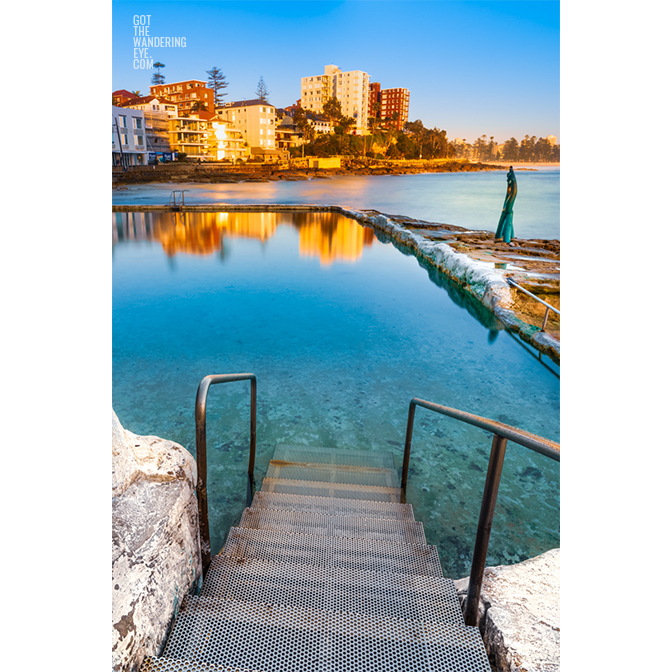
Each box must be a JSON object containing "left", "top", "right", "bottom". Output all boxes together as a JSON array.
[{"left": 112, "top": 211, "right": 376, "bottom": 263}]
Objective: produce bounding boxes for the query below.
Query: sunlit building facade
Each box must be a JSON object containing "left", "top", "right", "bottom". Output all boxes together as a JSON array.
[
  {"left": 168, "top": 112, "right": 215, "bottom": 158},
  {"left": 211, "top": 119, "right": 247, "bottom": 162},
  {"left": 118, "top": 96, "right": 178, "bottom": 156},
  {"left": 216, "top": 100, "right": 277, "bottom": 153},
  {"left": 300, "top": 65, "right": 370, "bottom": 135},
  {"left": 150, "top": 80, "right": 215, "bottom": 114},
  {"left": 380, "top": 87, "right": 410, "bottom": 130}
]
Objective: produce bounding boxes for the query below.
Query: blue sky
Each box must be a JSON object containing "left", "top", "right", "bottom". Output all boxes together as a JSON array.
[{"left": 112, "top": 0, "right": 559, "bottom": 143}]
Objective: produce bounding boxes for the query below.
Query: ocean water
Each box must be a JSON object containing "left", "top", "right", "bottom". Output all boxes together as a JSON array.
[
  {"left": 113, "top": 167, "right": 560, "bottom": 240},
  {"left": 112, "top": 210, "right": 559, "bottom": 578}
]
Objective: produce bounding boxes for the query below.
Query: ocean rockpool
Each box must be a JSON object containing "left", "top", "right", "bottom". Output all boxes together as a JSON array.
[{"left": 113, "top": 209, "right": 559, "bottom": 577}]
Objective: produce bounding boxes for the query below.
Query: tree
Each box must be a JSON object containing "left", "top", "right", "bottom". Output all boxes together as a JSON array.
[
  {"left": 191, "top": 100, "right": 208, "bottom": 112},
  {"left": 368, "top": 101, "right": 381, "bottom": 132},
  {"left": 206, "top": 66, "right": 228, "bottom": 107},
  {"left": 473, "top": 135, "right": 488, "bottom": 162},
  {"left": 335, "top": 116, "right": 356, "bottom": 135},
  {"left": 151, "top": 62, "right": 166, "bottom": 86},
  {"left": 322, "top": 97, "right": 342, "bottom": 123},
  {"left": 255, "top": 76, "right": 270, "bottom": 103},
  {"left": 502, "top": 137, "right": 519, "bottom": 162},
  {"left": 488, "top": 136, "right": 496, "bottom": 162},
  {"left": 294, "top": 108, "right": 314, "bottom": 139}
]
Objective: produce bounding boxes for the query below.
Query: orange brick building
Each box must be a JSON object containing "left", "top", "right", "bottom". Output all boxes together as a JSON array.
[{"left": 149, "top": 80, "right": 214, "bottom": 114}]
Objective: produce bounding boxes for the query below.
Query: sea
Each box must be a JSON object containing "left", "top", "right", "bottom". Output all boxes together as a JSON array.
[{"left": 113, "top": 166, "right": 560, "bottom": 241}]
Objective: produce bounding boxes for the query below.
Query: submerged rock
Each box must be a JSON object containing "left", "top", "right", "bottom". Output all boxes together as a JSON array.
[
  {"left": 112, "top": 411, "right": 202, "bottom": 672},
  {"left": 454, "top": 548, "right": 560, "bottom": 672}
]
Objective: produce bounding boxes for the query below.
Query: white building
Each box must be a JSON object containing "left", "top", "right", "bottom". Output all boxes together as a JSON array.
[
  {"left": 300, "top": 65, "right": 370, "bottom": 135},
  {"left": 118, "top": 96, "right": 179, "bottom": 157},
  {"left": 112, "top": 106, "right": 149, "bottom": 167},
  {"left": 216, "top": 100, "right": 277, "bottom": 151}
]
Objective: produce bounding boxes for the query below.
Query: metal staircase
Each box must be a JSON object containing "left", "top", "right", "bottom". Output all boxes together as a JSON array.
[
  {"left": 141, "top": 445, "right": 493, "bottom": 671},
  {"left": 138, "top": 373, "right": 559, "bottom": 672}
]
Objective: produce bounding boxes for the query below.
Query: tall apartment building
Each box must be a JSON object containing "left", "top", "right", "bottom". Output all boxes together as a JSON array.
[
  {"left": 149, "top": 80, "right": 215, "bottom": 114},
  {"left": 300, "top": 65, "right": 370, "bottom": 135},
  {"left": 370, "top": 83, "right": 410, "bottom": 130},
  {"left": 216, "top": 100, "right": 277, "bottom": 151}
]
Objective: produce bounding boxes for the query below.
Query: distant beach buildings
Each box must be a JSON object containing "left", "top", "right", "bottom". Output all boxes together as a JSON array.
[{"left": 112, "top": 63, "right": 557, "bottom": 166}]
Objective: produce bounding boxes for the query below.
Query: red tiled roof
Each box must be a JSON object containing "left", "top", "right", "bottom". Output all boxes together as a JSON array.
[
  {"left": 119, "top": 95, "right": 156, "bottom": 106},
  {"left": 112, "top": 89, "right": 137, "bottom": 99}
]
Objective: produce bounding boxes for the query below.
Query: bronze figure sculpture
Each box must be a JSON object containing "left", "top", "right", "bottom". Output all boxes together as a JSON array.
[{"left": 495, "top": 166, "right": 517, "bottom": 243}]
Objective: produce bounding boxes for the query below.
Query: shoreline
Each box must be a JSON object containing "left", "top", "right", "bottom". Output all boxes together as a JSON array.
[
  {"left": 112, "top": 203, "right": 559, "bottom": 363},
  {"left": 112, "top": 158, "right": 559, "bottom": 186}
]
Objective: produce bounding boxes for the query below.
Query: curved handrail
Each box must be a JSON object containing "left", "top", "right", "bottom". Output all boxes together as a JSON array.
[
  {"left": 402, "top": 397, "right": 559, "bottom": 627},
  {"left": 402, "top": 398, "right": 559, "bottom": 491},
  {"left": 506, "top": 278, "right": 560, "bottom": 332},
  {"left": 195, "top": 373, "right": 257, "bottom": 573}
]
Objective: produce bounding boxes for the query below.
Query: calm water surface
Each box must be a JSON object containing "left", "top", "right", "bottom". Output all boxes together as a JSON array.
[
  {"left": 113, "top": 167, "right": 560, "bottom": 240},
  {"left": 112, "top": 210, "right": 559, "bottom": 577}
]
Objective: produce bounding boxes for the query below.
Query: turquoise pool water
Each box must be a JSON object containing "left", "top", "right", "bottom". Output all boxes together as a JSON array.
[{"left": 112, "top": 210, "right": 559, "bottom": 577}]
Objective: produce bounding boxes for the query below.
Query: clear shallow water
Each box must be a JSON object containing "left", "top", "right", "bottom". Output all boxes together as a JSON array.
[
  {"left": 112, "top": 210, "right": 559, "bottom": 577},
  {"left": 113, "top": 167, "right": 560, "bottom": 240}
]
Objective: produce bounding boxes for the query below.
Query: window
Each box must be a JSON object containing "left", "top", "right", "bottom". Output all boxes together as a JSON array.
[
  {"left": 120, "top": 115, "right": 127, "bottom": 128},
  {"left": 134, "top": 117, "right": 143, "bottom": 129},
  {"left": 136, "top": 135, "right": 144, "bottom": 146}
]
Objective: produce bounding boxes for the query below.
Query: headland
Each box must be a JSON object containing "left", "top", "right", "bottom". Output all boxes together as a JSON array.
[{"left": 112, "top": 158, "right": 522, "bottom": 186}]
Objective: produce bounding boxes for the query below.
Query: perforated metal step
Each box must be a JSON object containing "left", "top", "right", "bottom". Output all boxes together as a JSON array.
[
  {"left": 260, "top": 477, "right": 402, "bottom": 502},
  {"left": 266, "top": 460, "right": 400, "bottom": 488},
  {"left": 161, "top": 600, "right": 491, "bottom": 671},
  {"left": 251, "top": 491, "right": 415, "bottom": 520},
  {"left": 240, "top": 507, "right": 426, "bottom": 544},
  {"left": 273, "top": 444, "right": 397, "bottom": 470},
  {"left": 222, "top": 527, "right": 443, "bottom": 576},
  {"left": 140, "top": 658, "right": 248, "bottom": 672},
  {"left": 141, "top": 441, "right": 491, "bottom": 672},
  {"left": 199, "top": 555, "right": 464, "bottom": 624}
]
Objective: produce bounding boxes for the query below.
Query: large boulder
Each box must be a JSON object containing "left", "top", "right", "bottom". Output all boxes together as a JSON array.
[
  {"left": 112, "top": 411, "right": 202, "bottom": 672},
  {"left": 454, "top": 548, "right": 559, "bottom": 672}
]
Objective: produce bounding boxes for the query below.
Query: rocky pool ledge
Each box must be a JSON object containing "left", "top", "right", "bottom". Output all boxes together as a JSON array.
[{"left": 112, "top": 203, "right": 560, "bottom": 363}]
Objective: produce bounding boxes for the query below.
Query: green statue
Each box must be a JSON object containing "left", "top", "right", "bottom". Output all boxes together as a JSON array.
[{"left": 495, "top": 166, "right": 517, "bottom": 243}]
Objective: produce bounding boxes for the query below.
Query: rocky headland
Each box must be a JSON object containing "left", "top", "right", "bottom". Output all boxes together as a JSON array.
[{"left": 113, "top": 158, "right": 511, "bottom": 186}]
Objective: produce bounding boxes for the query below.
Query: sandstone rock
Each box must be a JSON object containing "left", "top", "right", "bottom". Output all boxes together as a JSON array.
[
  {"left": 112, "top": 411, "right": 202, "bottom": 672},
  {"left": 454, "top": 548, "right": 559, "bottom": 672}
]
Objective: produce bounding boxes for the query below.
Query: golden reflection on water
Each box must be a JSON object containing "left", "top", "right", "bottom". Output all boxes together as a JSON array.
[{"left": 112, "top": 211, "right": 376, "bottom": 263}]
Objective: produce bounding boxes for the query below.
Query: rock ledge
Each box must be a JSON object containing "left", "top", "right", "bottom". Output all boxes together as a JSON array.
[
  {"left": 454, "top": 548, "right": 560, "bottom": 672},
  {"left": 112, "top": 411, "right": 202, "bottom": 672}
]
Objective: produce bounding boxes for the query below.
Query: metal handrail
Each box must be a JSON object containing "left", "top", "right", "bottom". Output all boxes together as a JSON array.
[
  {"left": 195, "top": 373, "right": 257, "bottom": 573},
  {"left": 402, "top": 397, "right": 559, "bottom": 627},
  {"left": 506, "top": 278, "right": 560, "bottom": 332}
]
